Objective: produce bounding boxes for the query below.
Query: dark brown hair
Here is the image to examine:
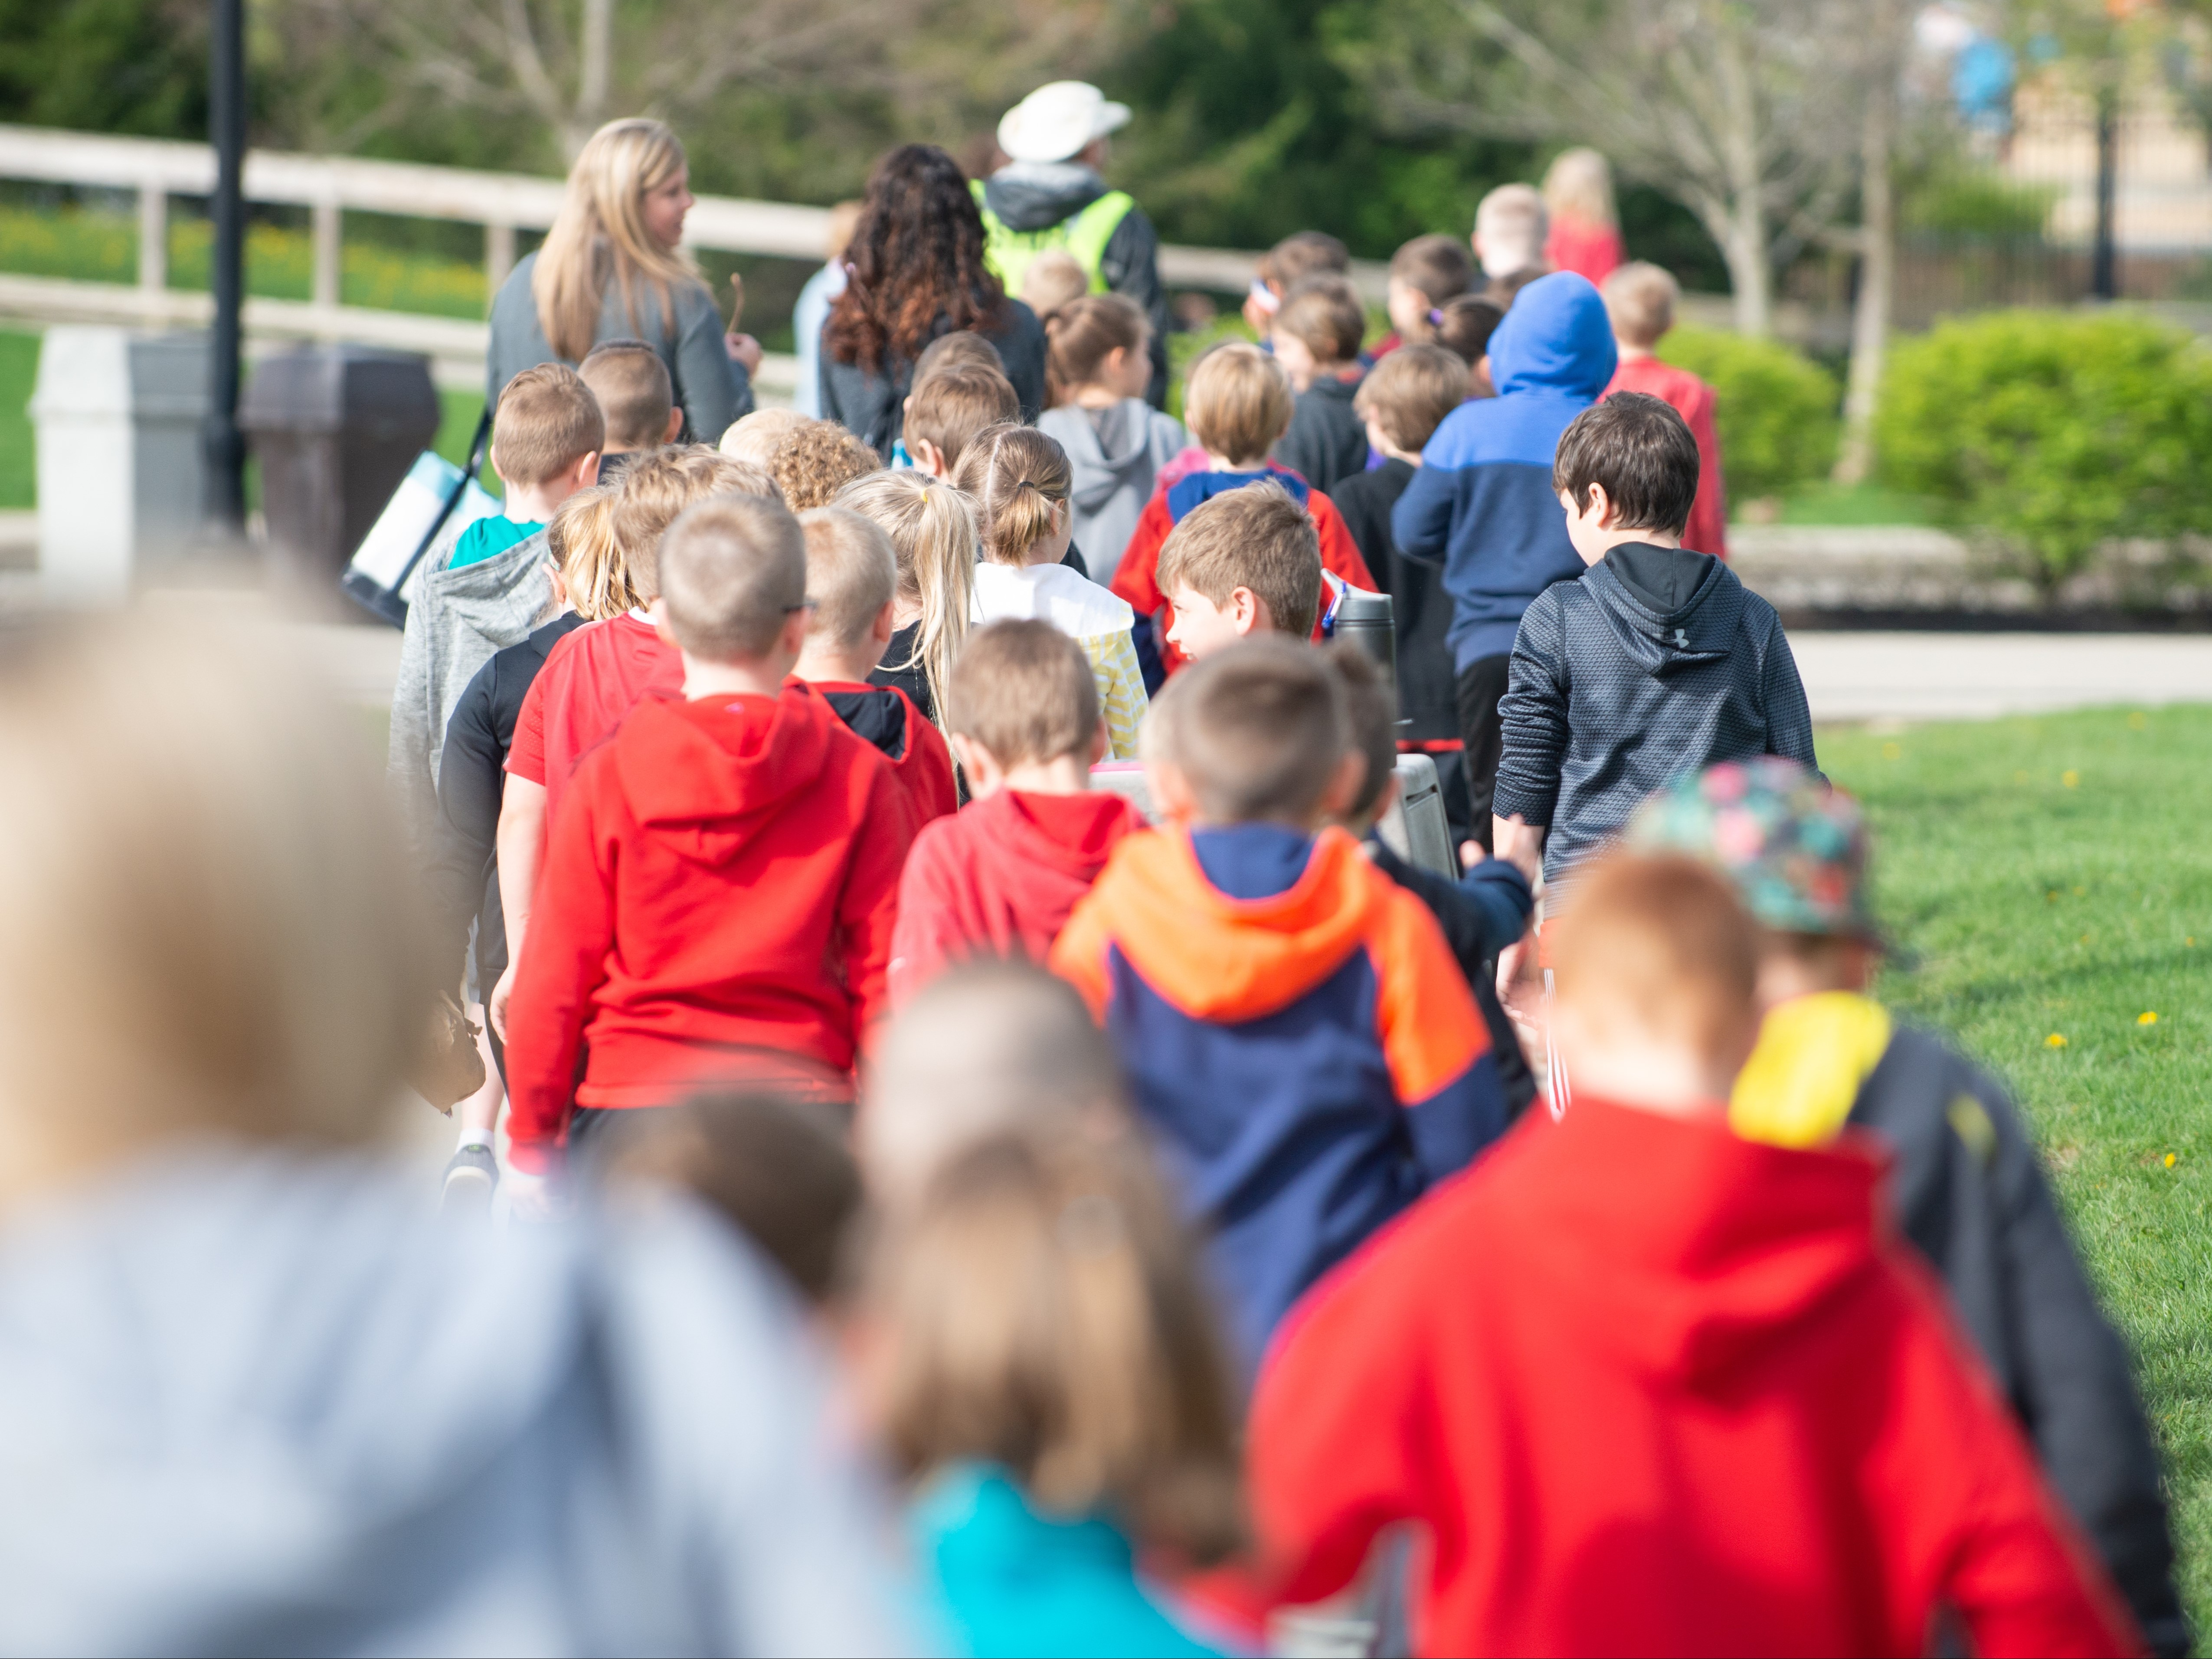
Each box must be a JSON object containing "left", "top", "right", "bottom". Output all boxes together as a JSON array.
[
  {"left": 1390, "top": 233, "right": 1474, "bottom": 308},
  {"left": 1554, "top": 392, "right": 1700, "bottom": 535},
  {"left": 825, "top": 145, "right": 1009, "bottom": 376},
  {"left": 946, "top": 619, "right": 1099, "bottom": 768},
  {"left": 492, "top": 362, "right": 605, "bottom": 487},
  {"left": 1157, "top": 481, "right": 1321, "bottom": 640},
  {"left": 1434, "top": 296, "right": 1505, "bottom": 368},
  {"left": 1157, "top": 635, "right": 1348, "bottom": 825},
  {"left": 1259, "top": 229, "right": 1349, "bottom": 292}
]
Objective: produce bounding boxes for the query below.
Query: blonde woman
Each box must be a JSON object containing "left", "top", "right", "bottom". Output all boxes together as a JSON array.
[
  {"left": 952, "top": 424, "right": 1147, "bottom": 760},
  {"left": 487, "top": 117, "right": 756, "bottom": 445},
  {"left": 834, "top": 468, "right": 978, "bottom": 729},
  {"left": 1541, "top": 147, "right": 1624, "bottom": 288}
]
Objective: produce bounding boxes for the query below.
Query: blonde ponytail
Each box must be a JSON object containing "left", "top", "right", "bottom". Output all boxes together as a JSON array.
[
  {"left": 834, "top": 469, "right": 979, "bottom": 728},
  {"left": 952, "top": 424, "right": 1073, "bottom": 568}
]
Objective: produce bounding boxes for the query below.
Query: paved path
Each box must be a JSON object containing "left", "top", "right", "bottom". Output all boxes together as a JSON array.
[{"left": 1791, "top": 632, "right": 2212, "bottom": 723}]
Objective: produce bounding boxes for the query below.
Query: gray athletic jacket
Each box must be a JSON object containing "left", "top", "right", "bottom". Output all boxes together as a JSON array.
[{"left": 1494, "top": 541, "right": 1817, "bottom": 885}]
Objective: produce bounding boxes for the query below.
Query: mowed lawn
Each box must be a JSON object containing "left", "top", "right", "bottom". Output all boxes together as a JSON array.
[{"left": 1822, "top": 705, "right": 2212, "bottom": 1625}]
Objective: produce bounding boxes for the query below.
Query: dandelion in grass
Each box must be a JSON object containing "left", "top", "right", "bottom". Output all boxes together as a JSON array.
[
  {"left": 2138, "top": 1012, "right": 2159, "bottom": 1026},
  {"left": 1882, "top": 742, "right": 1902, "bottom": 761},
  {"left": 2164, "top": 1153, "right": 2178, "bottom": 1169},
  {"left": 2129, "top": 712, "right": 2149, "bottom": 731},
  {"left": 2046, "top": 1033, "right": 2068, "bottom": 1048},
  {"left": 2062, "top": 770, "right": 2080, "bottom": 788}
]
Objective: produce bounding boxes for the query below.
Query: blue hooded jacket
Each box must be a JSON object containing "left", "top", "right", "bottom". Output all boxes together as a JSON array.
[{"left": 1391, "top": 273, "right": 1618, "bottom": 668}]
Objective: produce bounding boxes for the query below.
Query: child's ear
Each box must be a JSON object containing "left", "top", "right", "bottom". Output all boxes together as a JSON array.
[
  {"left": 1320, "top": 748, "right": 1368, "bottom": 821},
  {"left": 873, "top": 600, "right": 897, "bottom": 644},
  {"left": 1146, "top": 757, "right": 1197, "bottom": 823},
  {"left": 579, "top": 451, "right": 602, "bottom": 487},
  {"left": 1089, "top": 723, "right": 1109, "bottom": 766},
  {"left": 646, "top": 596, "right": 677, "bottom": 647},
  {"left": 663, "top": 407, "right": 684, "bottom": 444}
]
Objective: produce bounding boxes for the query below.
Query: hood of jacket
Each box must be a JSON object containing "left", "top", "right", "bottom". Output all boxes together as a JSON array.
[
  {"left": 614, "top": 681, "right": 843, "bottom": 862},
  {"left": 1041, "top": 403, "right": 1174, "bottom": 511},
  {"left": 1487, "top": 272, "right": 1619, "bottom": 402},
  {"left": 1578, "top": 542, "right": 1745, "bottom": 673},
  {"left": 982, "top": 161, "right": 1107, "bottom": 232},
  {"left": 423, "top": 525, "right": 556, "bottom": 634},
  {"left": 1085, "top": 826, "right": 1381, "bottom": 1020},
  {"left": 991, "top": 789, "right": 1144, "bottom": 884},
  {"left": 1504, "top": 1099, "right": 1890, "bottom": 1385}
]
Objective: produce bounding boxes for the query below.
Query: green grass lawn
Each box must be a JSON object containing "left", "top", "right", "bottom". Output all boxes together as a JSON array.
[{"left": 1823, "top": 704, "right": 2212, "bottom": 1626}]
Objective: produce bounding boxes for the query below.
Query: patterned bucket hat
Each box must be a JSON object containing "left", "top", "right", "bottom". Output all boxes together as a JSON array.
[{"left": 1623, "top": 758, "right": 1879, "bottom": 942}]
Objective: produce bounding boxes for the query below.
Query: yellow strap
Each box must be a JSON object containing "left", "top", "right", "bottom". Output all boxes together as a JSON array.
[{"left": 1730, "top": 992, "right": 1894, "bottom": 1150}]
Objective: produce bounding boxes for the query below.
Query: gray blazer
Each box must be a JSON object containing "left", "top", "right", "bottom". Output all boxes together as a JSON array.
[{"left": 487, "top": 251, "right": 753, "bottom": 445}]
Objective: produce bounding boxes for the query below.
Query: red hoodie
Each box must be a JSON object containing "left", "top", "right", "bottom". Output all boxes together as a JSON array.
[
  {"left": 1606, "top": 356, "right": 1730, "bottom": 559},
  {"left": 888, "top": 788, "right": 1145, "bottom": 1005},
  {"left": 812, "top": 679, "right": 958, "bottom": 837},
  {"left": 1248, "top": 1098, "right": 2140, "bottom": 1658},
  {"left": 503, "top": 682, "right": 913, "bottom": 1171},
  {"left": 505, "top": 612, "right": 683, "bottom": 826}
]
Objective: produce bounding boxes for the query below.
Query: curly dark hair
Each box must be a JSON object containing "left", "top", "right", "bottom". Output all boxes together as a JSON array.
[{"left": 824, "top": 144, "right": 1009, "bottom": 377}]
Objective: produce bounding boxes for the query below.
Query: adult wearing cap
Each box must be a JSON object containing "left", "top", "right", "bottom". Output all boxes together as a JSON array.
[
  {"left": 1626, "top": 757, "right": 2186, "bottom": 1659},
  {"left": 975, "top": 81, "right": 1171, "bottom": 407}
]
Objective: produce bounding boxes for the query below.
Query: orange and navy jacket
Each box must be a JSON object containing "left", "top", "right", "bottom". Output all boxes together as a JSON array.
[{"left": 1051, "top": 821, "right": 1505, "bottom": 1367}]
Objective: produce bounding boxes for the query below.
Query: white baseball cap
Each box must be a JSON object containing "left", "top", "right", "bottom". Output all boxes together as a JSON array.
[{"left": 996, "top": 81, "right": 1132, "bottom": 166}]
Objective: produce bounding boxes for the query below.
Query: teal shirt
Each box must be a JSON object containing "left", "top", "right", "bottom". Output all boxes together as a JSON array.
[
  {"left": 448, "top": 514, "right": 544, "bottom": 571},
  {"left": 912, "top": 1465, "right": 1220, "bottom": 1658}
]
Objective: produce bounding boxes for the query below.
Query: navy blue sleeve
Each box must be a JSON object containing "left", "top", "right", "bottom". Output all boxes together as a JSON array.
[
  {"left": 1760, "top": 622, "right": 1820, "bottom": 778},
  {"left": 1457, "top": 859, "right": 1535, "bottom": 956},
  {"left": 1390, "top": 460, "right": 1457, "bottom": 565},
  {"left": 1405, "top": 1050, "right": 1508, "bottom": 1183},
  {"left": 1490, "top": 596, "right": 1570, "bottom": 828}
]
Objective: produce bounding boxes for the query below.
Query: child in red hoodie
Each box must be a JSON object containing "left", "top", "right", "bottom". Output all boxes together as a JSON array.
[
  {"left": 794, "top": 506, "right": 956, "bottom": 836},
  {"left": 502, "top": 493, "right": 915, "bottom": 1182},
  {"left": 1247, "top": 850, "right": 2140, "bottom": 1658},
  {"left": 888, "top": 620, "right": 1144, "bottom": 1006}
]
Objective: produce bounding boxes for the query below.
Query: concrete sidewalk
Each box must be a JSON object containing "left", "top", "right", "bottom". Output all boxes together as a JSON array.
[{"left": 1790, "top": 631, "right": 2212, "bottom": 722}]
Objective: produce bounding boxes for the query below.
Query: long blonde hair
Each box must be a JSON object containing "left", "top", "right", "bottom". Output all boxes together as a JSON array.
[
  {"left": 952, "top": 424, "right": 1071, "bottom": 568},
  {"left": 533, "top": 118, "right": 701, "bottom": 363},
  {"left": 1542, "top": 147, "right": 1618, "bottom": 231},
  {"left": 834, "top": 470, "right": 976, "bottom": 726},
  {"left": 550, "top": 486, "right": 632, "bottom": 620}
]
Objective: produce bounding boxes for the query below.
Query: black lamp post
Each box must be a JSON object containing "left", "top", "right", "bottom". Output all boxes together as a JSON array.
[{"left": 202, "top": 0, "right": 247, "bottom": 536}]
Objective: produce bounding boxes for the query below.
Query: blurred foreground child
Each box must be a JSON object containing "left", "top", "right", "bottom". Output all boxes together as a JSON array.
[
  {"left": 0, "top": 615, "right": 909, "bottom": 1654},
  {"left": 1491, "top": 394, "right": 1812, "bottom": 894},
  {"left": 1248, "top": 851, "right": 2141, "bottom": 1658},
  {"left": 1037, "top": 294, "right": 1186, "bottom": 589},
  {"left": 1629, "top": 759, "right": 2185, "bottom": 1654},
  {"left": 795, "top": 506, "right": 958, "bottom": 833},
  {"left": 861, "top": 1128, "right": 1240, "bottom": 1657},
  {"left": 956, "top": 425, "right": 1149, "bottom": 758},
  {"left": 1114, "top": 343, "right": 1374, "bottom": 677},
  {"left": 1603, "top": 260, "right": 1729, "bottom": 558},
  {"left": 503, "top": 494, "right": 914, "bottom": 1180},
  {"left": 1269, "top": 275, "right": 1370, "bottom": 494},
  {"left": 888, "top": 620, "right": 1143, "bottom": 1004},
  {"left": 1052, "top": 639, "right": 1505, "bottom": 1366}
]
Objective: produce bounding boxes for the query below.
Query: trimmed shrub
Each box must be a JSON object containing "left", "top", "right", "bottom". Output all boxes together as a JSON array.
[
  {"left": 1877, "top": 310, "right": 2212, "bottom": 589},
  {"left": 1657, "top": 327, "right": 1840, "bottom": 503}
]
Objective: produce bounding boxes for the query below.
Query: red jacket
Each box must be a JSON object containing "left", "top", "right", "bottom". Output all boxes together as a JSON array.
[
  {"left": 505, "top": 613, "right": 683, "bottom": 825},
  {"left": 503, "top": 683, "right": 913, "bottom": 1171},
  {"left": 1248, "top": 1097, "right": 2140, "bottom": 1659},
  {"left": 1607, "top": 356, "right": 1730, "bottom": 559},
  {"left": 1112, "top": 467, "right": 1377, "bottom": 676},
  {"left": 889, "top": 787, "right": 1145, "bottom": 1006},
  {"left": 812, "top": 679, "right": 958, "bottom": 837}
]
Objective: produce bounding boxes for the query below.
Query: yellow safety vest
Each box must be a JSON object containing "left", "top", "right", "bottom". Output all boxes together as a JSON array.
[{"left": 971, "top": 181, "right": 1136, "bottom": 302}]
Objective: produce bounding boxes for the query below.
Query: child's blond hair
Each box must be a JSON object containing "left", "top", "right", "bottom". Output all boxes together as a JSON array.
[
  {"left": 658, "top": 493, "right": 809, "bottom": 661},
  {"left": 951, "top": 424, "right": 1072, "bottom": 568},
  {"left": 1020, "top": 247, "right": 1091, "bottom": 321},
  {"left": 492, "top": 363, "right": 605, "bottom": 487},
  {"left": 1181, "top": 343, "right": 1293, "bottom": 466},
  {"left": 946, "top": 618, "right": 1099, "bottom": 769},
  {"left": 1602, "top": 261, "right": 1680, "bottom": 350},
  {"left": 608, "top": 446, "right": 783, "bottom": 601},
  {"left": 1355, "top": 344, "right": 1469, "bottom": 454},
  {"left": 548, "top": 485, "right": 628, "bottom": 620},
  {"left": 772, "top": 419, "right": 885, "bottom": 511},
  {"left": 864, "top": 1125, "right": 1243, "bottom": 1564},
  {"left": 578, "top": 338, "right": 673, "bottom": 452},
  {"left": 834, "top": 470, "right": 977, "bottom": 728},
  {"left": 798, "top": 506, "right": 898, "bottom": 650},
  {"left": 1275, "top": 275, "right": 1366, "bottom": 368},
  {"left": 718, "top": 407, "right": 811, "bottom": 467},
  {"left": 1543, "top": 146, "right": 1618, "bottom": 230},
  {"left": 1155, "top": 635, "right": 1348, "bottom": 826}
]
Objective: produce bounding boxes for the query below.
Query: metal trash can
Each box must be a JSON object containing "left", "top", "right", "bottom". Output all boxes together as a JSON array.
[
  {"left": 240, "top": 343, "right": 441, "bottom": 607},
  {"left": 28, "top": 327, "right": 209, "bottom": 603}
]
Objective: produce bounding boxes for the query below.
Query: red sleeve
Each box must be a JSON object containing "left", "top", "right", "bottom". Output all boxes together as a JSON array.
[
  {"left": 887, "top": 813, "right": 969, "bottom": 1010},
  {"left": 1309, "top": 493, "right": 1378, "bottom": 591},
  {"left": 501, "top": 749, "right": 619, "bottom": 1172},
  {"left": 1112, "top": 495, "right": 1174, "bottom": 616},
  {"left": 505, "top": 659, "right": 551, "bottom": 784},
  {"left": 838, "top": 758, "right": 915, "bottom": 1050},
  {"left": 1683, "top": 379, "right": 1729, "bottom": 560},
  {"left": 1247, "top": 1230, "right": 1433, "bottom": 1610},
  {"left": 906, "top": 712, "right": 959, "bottom": 828}
]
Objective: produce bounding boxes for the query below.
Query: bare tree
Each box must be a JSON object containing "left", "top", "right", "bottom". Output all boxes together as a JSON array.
[
  {"left": 1831, "top": 0, "right": 1919, "bottom": 484},
  {"left": 1337, "top": 0, "right": 1867, "bottom": 334}
]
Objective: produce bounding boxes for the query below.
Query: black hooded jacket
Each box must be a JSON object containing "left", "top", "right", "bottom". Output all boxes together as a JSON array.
[{"left": 1494, "top": 542, "right": 1817, "bottom": 884}]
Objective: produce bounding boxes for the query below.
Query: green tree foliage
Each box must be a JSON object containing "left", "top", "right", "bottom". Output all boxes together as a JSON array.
[
  {"left": 0, "top": 0, "right": 210, "bottom": 139},
  {"left": 1657, "top": 327, "right": 1839, "bottom": 501},
  {"left": 1877, "top": 311, "right": 2212, "bottom": 589}
]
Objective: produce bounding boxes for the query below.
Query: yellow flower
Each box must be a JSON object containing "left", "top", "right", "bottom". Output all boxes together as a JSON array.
[
  {"left": 2165, "top": 1153, "right": 2178, "bottom": 1168},
  {"left": 2139, "top": 1011, "right": 2160, "bottom": 1025},
  {"left": 2062, "top": 770, "right": 2080, "bottom": 788},
  {"left": 2129, "top": 712, "right": 2150, "bottom": 731},
  {"left": 2045, "top": 1032, "right": 2068, "bottom": 1048}
]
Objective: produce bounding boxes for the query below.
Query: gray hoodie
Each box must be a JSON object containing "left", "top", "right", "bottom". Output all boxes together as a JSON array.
[
  {"left": 387, "top": 530, "right": 557, "bottom": 866},
  {"left": 0, "top": 1148, "right": 914, "bottom": 1656},
  {"left": 1037, "top": 401, "right": 1187, "bottom": 589},
  {"left": 1494, "top": 541, "right": 1818, "bottom": 885}
]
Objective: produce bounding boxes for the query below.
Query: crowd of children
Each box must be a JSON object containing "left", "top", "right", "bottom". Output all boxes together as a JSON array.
[{"left": 8, "top": 111, "right": 2184, "bottom": 1659}]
